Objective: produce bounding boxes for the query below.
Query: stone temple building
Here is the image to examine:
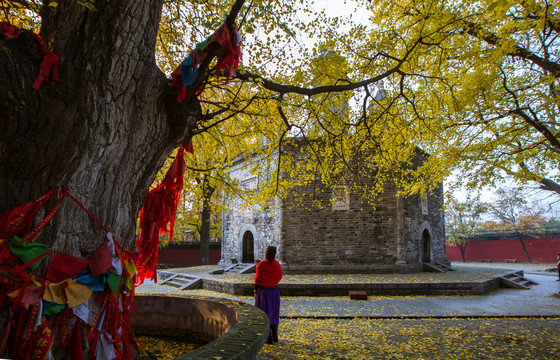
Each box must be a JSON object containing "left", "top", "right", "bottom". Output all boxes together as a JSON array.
[{"left": 219, "top": 140, "right": 447, "bottom": 274}]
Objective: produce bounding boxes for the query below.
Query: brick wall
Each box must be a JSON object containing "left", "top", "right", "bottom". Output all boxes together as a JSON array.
[
  {"left": 282, "top": 181, "right": 400, "bottom": 267},
  {"left": 221, "top": 144, "right": 446, "bottom": 274},
  {"left": 402, "top": 182, "right": 447, "bottom": 264}
]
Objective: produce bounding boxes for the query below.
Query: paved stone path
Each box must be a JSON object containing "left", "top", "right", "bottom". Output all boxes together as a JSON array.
[
  {"left": 136, "top": 262, "right": 560, "bottom": 318},
  {"left": 136, "top": 263, "right": 560, "bottom": 359}
]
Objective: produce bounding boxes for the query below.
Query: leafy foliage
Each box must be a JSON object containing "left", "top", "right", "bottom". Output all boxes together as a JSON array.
[
  {"left": 6, "top": 0, "right": 560, "bottom": 248},
  {"left": 445, "top": 193, "right": 487, "bottom": 262},
  {"left": 487, "top": 187, "right": 548, "bottom": 262},
  {"left": 488, "top": 187, "right": 547, "bottom": 236},
  {"left": 360, "top": 0, "right": 560, "bottom": 195}
]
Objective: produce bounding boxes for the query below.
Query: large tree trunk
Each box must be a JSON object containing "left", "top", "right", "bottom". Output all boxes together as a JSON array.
[
  {"left": 0, "top": 1, "right": 198, "bottom": 259},
  {"left": 514, "top": 232, "right": 533, "bottom": 263},
  {"left": 459, "top": 243, "right": 467, "bottom": 263},
  {"left": 199, "top": 176, "right": 215, "bottom": 265}
]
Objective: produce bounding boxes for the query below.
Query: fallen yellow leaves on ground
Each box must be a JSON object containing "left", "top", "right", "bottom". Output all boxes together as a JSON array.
[
  {"left": 258, "top": 317, "right": 560, "bottom": 359},
  {"left": 136, "top": 335, "right": 202, "bottom": 360},
  {"left": 134, "top": 317, "right": 560, "bottom": 359},
  {"left": 172, "top": 265, "right": 511, "bottom": 285}
]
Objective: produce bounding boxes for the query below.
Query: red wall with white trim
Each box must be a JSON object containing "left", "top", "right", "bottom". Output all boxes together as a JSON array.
[{"left": 446, "top": 237, "right": 560, "bottom": 263}]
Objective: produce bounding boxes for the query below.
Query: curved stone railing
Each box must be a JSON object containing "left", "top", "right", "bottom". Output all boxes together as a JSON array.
[{"left": 131, "top": 295, "right": 269, "bottom": 360}]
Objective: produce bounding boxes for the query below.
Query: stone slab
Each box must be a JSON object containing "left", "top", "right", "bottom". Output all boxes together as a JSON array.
[{"left": 349, "top": 290, "right": 368, "bottom": 300}]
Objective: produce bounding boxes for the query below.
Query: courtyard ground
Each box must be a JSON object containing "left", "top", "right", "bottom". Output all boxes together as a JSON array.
[{"left": 137, "top": 262, "right": 560, "bottom": 359}]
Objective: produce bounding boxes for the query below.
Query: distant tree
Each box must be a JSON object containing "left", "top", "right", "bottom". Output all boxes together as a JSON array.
[
  {"left": 489, "top": 187, "right": 547, "bottom": 263},
  {"left": 479, "top": 220, "right": 502, "bottom": 234},
  {"left": 445, "top": 194, "right": 487, "bottom": 262},
  {"left": 543, "top": 219, "right": 560, "bottom": 232}
]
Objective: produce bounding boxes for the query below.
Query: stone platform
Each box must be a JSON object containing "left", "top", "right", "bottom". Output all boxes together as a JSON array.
[{"left": 156, "top": 264, "right": 542, "bottom": 297}]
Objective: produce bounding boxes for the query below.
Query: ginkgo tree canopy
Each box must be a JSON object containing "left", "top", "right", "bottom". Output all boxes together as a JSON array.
[
  {"left": 160, "top": 0, "right": 560, "bottom": 213},
  {"left": 2, "top": 1, "right": 559, "bottom": 359},
  {"left": 2, "top": 0, "right": 559, "bottom": 254}
]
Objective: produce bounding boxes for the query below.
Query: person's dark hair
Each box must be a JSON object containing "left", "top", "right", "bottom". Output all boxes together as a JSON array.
[{"left": 265, "top": 246, "right": 277, "bottom": 262}]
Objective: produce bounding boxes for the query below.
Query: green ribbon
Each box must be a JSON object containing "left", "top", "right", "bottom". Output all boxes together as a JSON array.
[{"left": 8, "top": 236, "right": 52, "bottom": 270}]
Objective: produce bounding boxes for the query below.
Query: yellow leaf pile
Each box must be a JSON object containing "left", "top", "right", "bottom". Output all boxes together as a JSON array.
[
  {"left": 258, "top": 317, "right": 560, "bottom": 359},
  {"left": 136, "top": 335, "right": 201, "bottom": 360}
]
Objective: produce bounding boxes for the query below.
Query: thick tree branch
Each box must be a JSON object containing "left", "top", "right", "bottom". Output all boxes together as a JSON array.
[
  {"left": 496, "top": 161, "right": 560, "bottom": 196},
  {"left": 185, "top": 0, "right": 246, "bottom": 102},
  {"left": 501, "top": 75, "right": 560, "bottom": 151},
  {"left": 234, "top": 33, "right": 425, "bottom": 98},
  {"left": 538, "top": 177, "right": 560, "bottom": 194},
  {"left": 225, "top": 0, "right": 246, "bottom": 27},
  {"left": 235, "top": 67, "right": 398, "bottom": 96},
  {"left": 462, "top": 21, "right": 560, "bottom": 76}
]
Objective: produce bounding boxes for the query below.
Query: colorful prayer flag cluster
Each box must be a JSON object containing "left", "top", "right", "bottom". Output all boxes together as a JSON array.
[
  {"left": 170, "top": 20, "right": 242, "bottom": 102},
  {"left": 0, "top": 189, "right": 144, "bottom": 359}
]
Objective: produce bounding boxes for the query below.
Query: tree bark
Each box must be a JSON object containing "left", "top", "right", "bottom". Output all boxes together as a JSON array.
[
  {"left": 199, "top": 176, "right": 215, "bottom": 265},
  {"left": 515, "top": 232, "right": 533, "bottom": 263},
  {"left": 0, "top": 1, "right": 199, "bottom": 259},
  {"left": 459, "top": 243, "right": 467, "bottom": 263}
]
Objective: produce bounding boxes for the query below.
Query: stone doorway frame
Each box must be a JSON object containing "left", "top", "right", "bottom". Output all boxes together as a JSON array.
[
  {"left": 239, "top": 224, "right": 257, "bottom": 264},
  {"left": 421, "top": 228, "right": 431, "bottom": 263}
]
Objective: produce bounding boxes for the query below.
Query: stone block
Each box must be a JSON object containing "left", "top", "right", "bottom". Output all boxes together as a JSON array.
[{"left": 349, "top": 290, "right": 368, "bottom": 300}]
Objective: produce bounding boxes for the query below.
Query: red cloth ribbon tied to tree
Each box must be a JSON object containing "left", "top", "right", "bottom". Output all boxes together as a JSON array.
[
  {"left": 31, "top": 33, "right": 60, "bottom": 89},
  {"left": 0, "top": 188, "right": 140, "bottom": 359},
  {"left": 32, "top": 320, "right": 54, "bottom": 360},
  {"left": 0, "top": 21, "right": 60, "bottom": 89},
  {"left": 170, "top": 21, "right": 242, "bottom": 102},
  {"left": 0, "top": 188, "right": 56, "bottom": 239},
  {"left": 212, "top": 21, "right": 242, "bottom": 84},
  {"left": 170, "top": 65, "right": 187, "bottom": 103},
  {"left": 135, "top": 145, "right": 188, "bottom": 284},
  {"left": 0, "top": 21, "right": 23, "bottom": 39}
]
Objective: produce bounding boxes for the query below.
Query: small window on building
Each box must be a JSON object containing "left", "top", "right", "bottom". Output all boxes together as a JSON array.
[
  {"left": 332, "top": 185, "right": 350, "bottom": 211},
  {"left": 421, "top": 194, "right": 428, "bottom": 215},
  {"left": 241, "top": 177, "right": 258, "bottom": 190}
]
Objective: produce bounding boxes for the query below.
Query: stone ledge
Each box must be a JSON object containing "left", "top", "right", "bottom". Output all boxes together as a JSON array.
[
  {"left": 131, "top": 295, "right": 269, "bottom": 360},
  {"left": 190, "top": 276, "right": 502, "bottom": 296},
  {"left": 281, "top": 263, "right": 423, "bottom": 274}
]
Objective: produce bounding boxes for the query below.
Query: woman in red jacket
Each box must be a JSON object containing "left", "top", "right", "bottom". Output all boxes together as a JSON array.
[{"left": 254, "top": 246, "right": 282, "bottom": 344}]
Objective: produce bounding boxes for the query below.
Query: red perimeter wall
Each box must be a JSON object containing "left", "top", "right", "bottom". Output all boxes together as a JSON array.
[
  {"left": 158, "top": 248, "right": 221, "bottom": 266},
  {"left": 446, "top": 237, "right": 560, "bottom": 263}
]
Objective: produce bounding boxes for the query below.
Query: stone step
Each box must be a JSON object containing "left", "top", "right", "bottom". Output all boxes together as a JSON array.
[
  {"left": 224, "top": 263, "right": 256, "bottom": 274},
  {"left": 159, "top": 273, "right": 180, "bottom": 284},
  {"left": 423, "top": 262, "right": 454, "bottom": 272},
  {"left": 435, "top": 261, "right": 456, "bottom": 271},
  {"left": 499, "top": 271, "right": 538, "bottom": 290},
  {"left": 158, "top": 271, "right": 202, "bottom": 290}
]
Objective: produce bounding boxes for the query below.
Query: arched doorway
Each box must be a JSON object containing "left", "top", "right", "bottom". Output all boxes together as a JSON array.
[
  {"left": 242, "top": 231, "right": 254, "bottom": 263},
  {"left": 422, "top": 229, "right": 431, "bottom": 263}
]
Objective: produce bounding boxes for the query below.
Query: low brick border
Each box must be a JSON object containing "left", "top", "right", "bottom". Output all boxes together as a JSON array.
[
  {"left": 158, "top": 270, "right": 527, "bottom": 296},
  {"left": 201, "top": 278, "right": 501, "bottom": 296},
  {"left": 131, "top": 295, "right": 269, "bottom": 360},
  {"left": 169, "top": 273, "right": 523, "bottom": 296}
]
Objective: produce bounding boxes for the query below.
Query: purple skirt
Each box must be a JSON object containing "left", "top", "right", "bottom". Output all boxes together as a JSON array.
[{"left": 255, "top": 286, "right": 280, "bottom": 326}]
